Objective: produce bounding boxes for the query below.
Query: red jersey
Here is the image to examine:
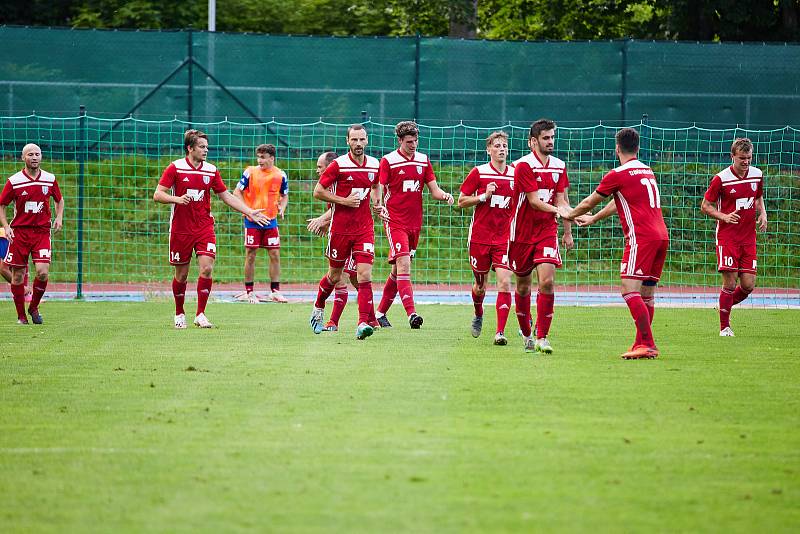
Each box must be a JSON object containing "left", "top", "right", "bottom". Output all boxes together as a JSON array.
[
  {"left": 596, "top": 159, "right": 669, "bottom": 244},
  {"left": 510, "top": 153, "right": 569, "bottom": 244},
  {"left": 379, "top": 149, "right": 436, "bottom": 231},
  {"left": 460, "top": 162, "right": 515, "bottom": 245},
  {"left": 159, "top": 158, "right": 227, "bottom": 235},
  {"left": 704, "top": 166, "right": 763, "bottom": 245},
  {"left": 0, "top": 169, "right": 62, "bottom": 230},
  {"left": 319, "top": 153, "right": 380, "bottom": 236}
]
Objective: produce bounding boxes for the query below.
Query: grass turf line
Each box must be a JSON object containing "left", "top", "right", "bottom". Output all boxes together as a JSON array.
[{"left": 0, "top": 303, "right": 798, "bottom": 532}]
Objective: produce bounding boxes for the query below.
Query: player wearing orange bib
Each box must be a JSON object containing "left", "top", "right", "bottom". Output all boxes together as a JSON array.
[{"left": 233, "top": 144, "right": 289, "bottom": 303}]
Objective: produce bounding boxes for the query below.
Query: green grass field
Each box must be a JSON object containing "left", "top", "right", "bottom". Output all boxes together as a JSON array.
[{"left": 1, "top": 302, "right": 798, "bottom": 532}]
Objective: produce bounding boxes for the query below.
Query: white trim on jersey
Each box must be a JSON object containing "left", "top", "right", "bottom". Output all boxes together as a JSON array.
[
  {"left": 615, "top": 191, "right": 638, "bottom": 276},
  {"left": 509, "top": 192, "right": 527, "bottom": 242}
]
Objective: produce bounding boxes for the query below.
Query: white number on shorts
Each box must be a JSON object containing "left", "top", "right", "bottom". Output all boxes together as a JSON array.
[
  {"left": 723, "top": 256, "right": 734, "bottom": 267},
  {"left": 330, "top": 249, "right": 338, "bottom": 259},
  {"left": 171, "top": 251, "right": 180, "bottom": 262},
  {"left": 470, "top": 256, "right": 478, "bottom": 268},
  {"left": 395, "top": 242, "right": 402, "bottom": 251},
  {"left": 4, "top": 252, "right": 12, "bottom": 263},
  {"left": 640, "top": 178, "right": 661, "bottom": 208},
  {"left": 246, "top": 235, "right": 255, "bottom": 245}
]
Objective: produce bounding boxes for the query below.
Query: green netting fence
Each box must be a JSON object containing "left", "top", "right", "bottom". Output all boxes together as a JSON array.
[{"left": 0, "top": 114, "right": 797, "bottom": 297}]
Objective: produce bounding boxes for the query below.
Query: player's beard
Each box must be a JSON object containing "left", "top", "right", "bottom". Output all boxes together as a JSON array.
[{"left": 351, "top": 146, "right": 364, "bottom": 157}]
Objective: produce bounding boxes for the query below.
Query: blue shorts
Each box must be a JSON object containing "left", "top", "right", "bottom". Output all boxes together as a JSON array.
[{"left": 0, "top": 237, "right": 8, "bottom": 260}]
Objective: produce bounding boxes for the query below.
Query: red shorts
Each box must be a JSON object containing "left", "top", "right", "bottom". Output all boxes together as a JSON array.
[
  {"left": 169, "top": 229, "right": 217, "bottom": 265},
  {"left": 245, "top": 227, "right": 280, "bottom": 249},
  {"left": 343, "top": 254, "right": 357, "bottom": 276},
  {"left": 507, "top": 235, "right": 562, "bottom": 276},
  {"left": 2, "top": 227, "right": 51, "bottom": 267},
  {"left": 717, "top": 242, "right": 757, "bottom": 274},
  {"left": 385, "top": 224, "right": 419, "bottom": 264},
  {"left": 327, "top": 230, "right": 374, "bottom": 267},
  {"left": 469, "top": 241, "right": 510, "bottom": 273},
  {"left": 620, "top": 239, "right": 669, "bottom": 281}
]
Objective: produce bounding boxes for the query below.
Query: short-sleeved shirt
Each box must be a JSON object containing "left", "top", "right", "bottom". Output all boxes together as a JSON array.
[
  {"left": 596, "top": 159, "right": 669, "bottom": 244},
  {"left": 460, "top": 162, "right": 515, "bottom": 245},
  {"left": 319, "top": 153, "right": 380, "bottom": 236},
  {"left": 379, "top": 149, "right": 436, "bottom": 231},
  {"left": 237, "top": 165, "right": 288, "bottom": 229},
  {"left": 510, "top": 153, "right": 569, "bottom": 244},
  {"left": 703, "top": 165, "right": 763, "bottom": 245},
  {"left": 0, "top": 169, "right": 62, "bottom": 230},
  {"left": 159, "top": 158, "right": 227, "bottom": 235}
]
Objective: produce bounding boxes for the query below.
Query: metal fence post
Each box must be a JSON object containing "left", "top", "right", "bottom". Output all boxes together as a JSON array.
[
  {"left": 187, "top": 28, "right": 194, "bottom": 126},
  {"left": 76, "top": 105, "right": 86, "bottom": 300},
  {"left": 414, "top": 33, "right": 421, "bottom": 121},
  {"left": 621, "top": 39, "right": 629, "bottom": 124}
]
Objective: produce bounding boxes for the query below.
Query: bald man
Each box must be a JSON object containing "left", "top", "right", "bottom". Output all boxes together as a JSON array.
[{"left": 0, "top": 144, "right": 64, "bottom": 324}]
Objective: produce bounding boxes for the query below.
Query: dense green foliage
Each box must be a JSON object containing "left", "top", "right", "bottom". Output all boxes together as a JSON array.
[
  {"left": 1, "top": 303, "right": 798, "bottom": 531},
  {"left": 4, "top": 0, "right": 799, "bottom": 41}
]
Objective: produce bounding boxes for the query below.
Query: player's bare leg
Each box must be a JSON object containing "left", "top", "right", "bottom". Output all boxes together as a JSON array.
[
  {"left": 26, "top": 262, "right": 49, "bottom": 324},
  {"left": 241, "top": 247, "right": 259, "bottom": 303},
  {"left": 533, "top": 263, "right": 556, "bottom": 354},
  {"left": 9, "top": 266, "right": 28, "bottom": 324},
  {"left": 267, "top": 248, "right": 287, "bottom": 302},
  {"left": 621, "top": 278, "right": 659, "bottom": 359},
  {"left": 312, "top": 266, "right": 342, "bottom": 334},
  {"left": 355, "top": 262, "right": 375, "bottom": 339},
  {"left": 471, "top": 272, "right": 486, "bottom": 338},
  {"left": 193, "top": 255, "right": 215, "bottom": 328},
  {"left": 494, "top": 267, "right": 513, "bottom": 346},
  {"left": 515, "top": 272, "right": 535, "bottom": 353}
]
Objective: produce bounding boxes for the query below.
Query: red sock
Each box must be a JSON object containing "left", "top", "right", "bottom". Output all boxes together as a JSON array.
[
  {"left": 732, "top": 286, "right": 751, "bottom": 305},
  {"left": 396, "top": 274, "right": 416, "bottom": 315},
  {"left": 11, "top": 283, "right": 26, "bottom": 321},
  {"left": 377, "top": 274, "right": 397, "bottom": 315},
  {"left": 29, "top": 278, "right": 47, "bottom": 312},
  {"left": 496, "top": 291, "right": 512, "bottom": 333},
  {"left": 719, "top": 288, "right": 734, "bottom": 330},
  {"left": 245, "top": 281, "right": 254, "bottom": 295},
  {"left": 642, "top": 295, "right": 655, "bottom": 324},
  {"left": 357, "top": 281, "right": 374, "bottom": 325},
  {"left": 196, "top": 277, "right": 212, "bottom": 315},
  {"left": 314, "top": 275, "right": 335, "bottom": 309},
  {"left": 535, "top": 292, "right": 555, "bottom": 339},
  {"left": 329, "top": 286, "right": 348, "bottom": 326},
  {"left": 472, "top": 289, "right": 484, "bottom": 317},
  {"left": 172, "top": 279, "right": 187, "bottom": 315},
  {"left": 515, "top": 291, "right": 532, "bottom": 338},
  {"left": 623, "top": 292, "right": 654, "bottom": 347}
]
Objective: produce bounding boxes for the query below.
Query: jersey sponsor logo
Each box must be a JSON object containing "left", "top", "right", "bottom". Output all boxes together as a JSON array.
[
  {"left": 351, "top": 187, "right": 369, "bottom": 200},
  {"left": 346, "top": 175, "right": 354, "bottom": 181},
  {"left": 398, "top": 169, "right": 405, "bottom": 175},
  {"left": 38, "top": 248, "right": 51, "bottom": 258},
  {"left": 543, "top": 247, "right": 557, "bottom": 258},
  {"left": 489, "top": 195, "right": 511, "bottom": 209},
  {"left": 402, "top": 180, "right": 421, "bottom": 192},
  {"left": 267, "top": 237, "right": 280, "bottom": 246},
  {"left": 206, "top": 243, "right": 216, "bottom": 252},
  {"left": 42, "top": 186, "right": 49, "bottom": 194},
  {"left": 186, "top": 189, "right": 205, "bottom": 201},
  {"left": 735, "top": 197, "right": 755, "bottom": 210},
  {"left": 537, "top": 189, "right": 554, "bottom": 203},
  {"left": 620, "top": 262, "right": 627, "bottom": 273},
  {"left": 730, "top": 188, "right": 736, "bottom": 193},
  {"left": 21, "top": 190, "right": 28, "bottom": 196},
  {"left": 183, "top": 177, "right": 190, "bottom": 182},
  {"left": 24, "top": 201, "right": 44, "bottom": 213}
]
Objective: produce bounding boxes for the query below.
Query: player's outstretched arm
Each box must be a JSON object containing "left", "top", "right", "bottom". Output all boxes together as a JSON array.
[
  {"left": 426, "top": 181, "right": 454, "bottom": 205},
  {"left": 700, "top": 198, "right": 740, "bottom": 224},
  {"left": 218, "top": 190, "right": 269, "bottom": 226},
  {"left": 576, "top": 200, "right": 617, "bottom": 227},
  {"left": 527, "top": 191, "right": 560, "bottom": 215},
  {"left": 52, "top": 197, "right": 65, "bottom": 232},
  {"left": 565, "top": 191, "right": 604, "bottom": 220}
]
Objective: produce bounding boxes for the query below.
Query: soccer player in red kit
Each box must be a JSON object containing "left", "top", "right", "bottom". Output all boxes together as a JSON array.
[
  {"left": 565, "top": 127, "right": 669, "bottom": 359},
  {"left": 0, "top": 143, "right": 64, "bottom": 324},
  {"left": 154, "top": 129, "right": 269, "bottom": 329},
  {"left": 458, "top": 131, "right": 515, "bottom": 346},
  {"left": 509, "top": 119, "right": 574, "bottom": 354},
  {"left": 701, "top": 138, "right": 767, "bottom": 337},
  {"left": 310, "top": 125, "right": 385, "bottom": 340},
  {"left": 375, "top": 121, "right": 454, "bottom": 329}
]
